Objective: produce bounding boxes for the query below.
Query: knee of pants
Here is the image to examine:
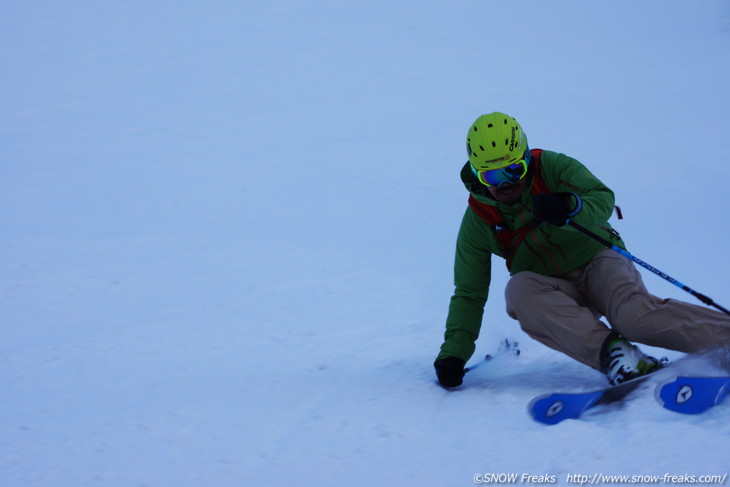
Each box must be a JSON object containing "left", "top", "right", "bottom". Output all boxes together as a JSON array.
[
  {"left": 505, "top": 271, "right": 545, "bottom": 317},
  {"left": 505, "top": 270, "right": 596, "bottom": 321}
]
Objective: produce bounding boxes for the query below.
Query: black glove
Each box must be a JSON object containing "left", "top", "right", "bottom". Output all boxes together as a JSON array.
[
  {"left": 532, "top": 192, "right": 580, "bottom": 226},
  {"left": 434, "top": 357, "right": 466, "bottom": 388}
]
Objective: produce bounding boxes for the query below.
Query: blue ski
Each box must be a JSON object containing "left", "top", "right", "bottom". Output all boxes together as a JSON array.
[
  {"left": 528, "top": 375, "right": 651, "bottom": 425},
  {"left": 655, "top": 376, "right": 730, "bottom": 414}
]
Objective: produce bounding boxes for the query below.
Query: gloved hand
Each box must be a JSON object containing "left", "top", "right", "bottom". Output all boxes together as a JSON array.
[
  {"left": 532, "top": 192, "right": 581, "bottom": 226},
  {"left": 434, "top": 357, "right": 466, "bottom": 388}
]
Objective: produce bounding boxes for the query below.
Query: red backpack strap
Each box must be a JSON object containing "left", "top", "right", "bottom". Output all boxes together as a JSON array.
[
  {"left": 528, "top": 149, "right": 549, "bottom": 195},
  {"left": 468, "top": 195, "right": 501, "bottom": 224},
  {"left": 468, "top": 195, "right": 514, "bottom": 251},
  {"left": 468, "top": 194, "right": 534, "bottom": 269}
]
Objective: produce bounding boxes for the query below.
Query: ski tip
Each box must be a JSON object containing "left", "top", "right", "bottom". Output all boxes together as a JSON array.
[
  {"left": 654, "top": 376, "right": 681, "bottom": 408},
  {"left": 654, "top": 376, "right": 730, "bottom": 415},
  {"left": 527, "top": 394, "right": 580, "bottom": 426},
  {"left": 654, "top": 376, "right": 710, "bottom": 414}
]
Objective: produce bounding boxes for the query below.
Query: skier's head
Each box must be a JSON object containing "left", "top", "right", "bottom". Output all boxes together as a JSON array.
[{"left": 466, "top": 112, "right": 530, "bottom": 187}]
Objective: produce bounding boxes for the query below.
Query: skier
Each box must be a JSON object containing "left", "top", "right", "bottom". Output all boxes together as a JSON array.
[{"left": 434, "top": 112, "right": 730, "bottom": 388}]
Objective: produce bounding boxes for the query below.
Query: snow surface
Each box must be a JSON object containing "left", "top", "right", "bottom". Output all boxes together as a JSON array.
[{"left": 2, "top": 1, "right": 730, "bottom": 485}]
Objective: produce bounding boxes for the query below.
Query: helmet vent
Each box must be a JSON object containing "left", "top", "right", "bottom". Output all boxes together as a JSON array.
[{"left": 467, "top": 113, "right": 526, "bottom": 167}]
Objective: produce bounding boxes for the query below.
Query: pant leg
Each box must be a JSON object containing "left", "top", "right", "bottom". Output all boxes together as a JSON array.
[
  {"left": 578, "top": 249, "right": 730, "bottom": 353},
  {"left": 505, "top": 271, "right": 611, "bottom": 369}
]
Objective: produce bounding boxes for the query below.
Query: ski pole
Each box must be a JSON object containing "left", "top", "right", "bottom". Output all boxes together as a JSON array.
[
  {"left": 464, "top": 356, "right": 490, "bottom": 373},
  {"left": 465, "top": 341, "right": 522, "bottom": 373},
  {"left": 566, "top": 219, "right": 730, "bottom": 316}
]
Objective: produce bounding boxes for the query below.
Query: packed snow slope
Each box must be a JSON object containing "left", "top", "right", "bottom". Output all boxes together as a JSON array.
[{"left": 2, "top": 1, "right": 730, "bottom": 486}]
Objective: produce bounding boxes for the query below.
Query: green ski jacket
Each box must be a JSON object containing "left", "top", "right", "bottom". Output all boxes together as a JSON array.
[{"left": 437, "top": 150, "right": 625, "bottom": 363}]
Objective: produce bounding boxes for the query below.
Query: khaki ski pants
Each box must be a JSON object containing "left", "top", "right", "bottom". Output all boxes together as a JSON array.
[{"left": 505, "top": 249, "right": 730, "bottom": 369}]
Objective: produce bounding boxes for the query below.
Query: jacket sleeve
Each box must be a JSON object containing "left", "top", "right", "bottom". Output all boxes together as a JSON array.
[
  {"left": 436, "top": 208, "right": 493, "bottom": 363},
  {"left": 546, "top": 152, "right": 616, "bottom": 225}
]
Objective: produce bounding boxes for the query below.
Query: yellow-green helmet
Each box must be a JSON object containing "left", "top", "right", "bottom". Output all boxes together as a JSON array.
[{"left": 466, "top": 112, "right": 528, "bottom": 171}]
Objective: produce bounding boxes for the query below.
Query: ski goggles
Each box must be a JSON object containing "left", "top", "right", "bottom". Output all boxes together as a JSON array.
[{"left": 470, "top": 151, "right": 531, "bottom": 187}]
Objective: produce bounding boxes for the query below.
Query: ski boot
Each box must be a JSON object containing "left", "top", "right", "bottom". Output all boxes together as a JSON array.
[{"left": 601, "top": 332, "right": 660, "bottom": 385}]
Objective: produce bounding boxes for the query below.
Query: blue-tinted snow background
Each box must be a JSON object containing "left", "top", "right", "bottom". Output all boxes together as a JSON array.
[{"left": 2, "top": 1, "right": 730, "bottom": 485}]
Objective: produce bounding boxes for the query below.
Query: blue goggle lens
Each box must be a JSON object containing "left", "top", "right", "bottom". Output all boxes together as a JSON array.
[{"left": 471, "top": 159, "right": 529, "bottom": 188}]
